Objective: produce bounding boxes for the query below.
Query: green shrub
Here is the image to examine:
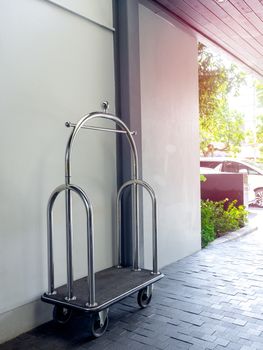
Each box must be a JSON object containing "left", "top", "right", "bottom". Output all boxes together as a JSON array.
[
  {"left": 201, "top": 200, "right": 216, "bottom": 247},
  {"left": 200, "top": 174, "right": 207, "bottom": 182},
  {"left": 201, "top": 199, "right": 248, "bottom": 247}
]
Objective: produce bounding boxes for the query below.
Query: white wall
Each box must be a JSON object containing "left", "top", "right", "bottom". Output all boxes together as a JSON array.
[
  {"left": 139, "top": 4, "right": 201, "bottom": 269},
  {"left": 0, "top": 0, "right": 115, "bottom": 343},
  {"left": 49, "top": 0, "right": 113, "bottom": 28}
]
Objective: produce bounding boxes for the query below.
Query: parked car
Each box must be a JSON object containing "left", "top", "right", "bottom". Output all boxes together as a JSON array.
[
  {"left": 200, "top": 157, "right": 263, "bottom": 207},
  {"left": 200, "top": 167, "right": 218, "bottom": 174}
]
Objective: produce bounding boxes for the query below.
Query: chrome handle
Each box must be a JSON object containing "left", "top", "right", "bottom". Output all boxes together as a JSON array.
[{"left": 65, "top": 121, "right": 137, "bottom": 135}]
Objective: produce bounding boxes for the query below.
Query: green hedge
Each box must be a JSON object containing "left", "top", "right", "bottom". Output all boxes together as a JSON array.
[{"left": 201, "top": 199, "right": 248, "bottom": 248}]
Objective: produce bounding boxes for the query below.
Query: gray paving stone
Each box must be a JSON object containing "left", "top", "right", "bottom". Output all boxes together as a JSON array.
[{"left": 2, "top": 219, "right": 263, "bottom": 349}]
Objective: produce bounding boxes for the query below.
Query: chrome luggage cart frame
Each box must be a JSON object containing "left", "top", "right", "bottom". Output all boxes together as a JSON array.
[{"left": 41, "top": 110, "right": 164, "bottom": 337}]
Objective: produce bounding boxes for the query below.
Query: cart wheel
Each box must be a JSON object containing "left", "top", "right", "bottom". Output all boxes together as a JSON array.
[
  {"left": 90, "top": 312, "right": 109, "bottom": 338},
  {"left": 137, "top": 286, "right": 153, "bottom": 308},
  {"left": 53, "top": 305, "right": 72, "bottom": 324}
]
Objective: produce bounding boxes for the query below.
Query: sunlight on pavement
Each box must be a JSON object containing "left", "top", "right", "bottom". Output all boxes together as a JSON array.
[{"left": 248, "top": 208, "right": 263, "bottom": 240}]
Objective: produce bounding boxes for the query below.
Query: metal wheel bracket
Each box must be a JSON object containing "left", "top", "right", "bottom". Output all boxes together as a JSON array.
[
  {"left": 146, "top": 284, "right": 153, "bottom": 298},
  {"left": 98, "top": 308, "right": 109, "bottom": 327}
]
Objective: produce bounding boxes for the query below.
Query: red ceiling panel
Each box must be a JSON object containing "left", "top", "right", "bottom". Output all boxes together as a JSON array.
[{"left": 154, "top": 0, "right": 263, "bottom": 77}]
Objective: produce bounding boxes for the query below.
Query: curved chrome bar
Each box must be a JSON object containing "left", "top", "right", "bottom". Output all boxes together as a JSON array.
[
  {"left": 65, "top": 112, "right": 138, "bottom": 181},
  {"left": 117, "top": 179, "right": 159, "bottom": 275},
  {"left": 65, "top": 112, "right": 140, "bottom": 271},
  {"left": 47, "top": 184, "right": 97, "bottom": 307}
]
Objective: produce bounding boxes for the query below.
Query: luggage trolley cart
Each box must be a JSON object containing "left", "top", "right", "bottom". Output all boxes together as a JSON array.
[{"left": 41, "top": 106, "right": 164, "bottom": 338}]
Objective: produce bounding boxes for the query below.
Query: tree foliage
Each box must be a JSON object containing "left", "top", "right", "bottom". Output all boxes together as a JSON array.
[
  {"left": 255, "top": 82, "right": 263, "bottom": 108},
  {"left": 252, "top": 83, "right": 263, "bottom": 150},
  {"left": 199, "top": 43, "right": 246, "bottom": 156},
  {"left": 256, "top": 114, "right": 263, "bottom": 144}
]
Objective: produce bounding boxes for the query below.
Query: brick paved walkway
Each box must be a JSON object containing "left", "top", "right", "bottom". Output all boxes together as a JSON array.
[{"left": 2, "top": 211, "right": 263, "bottom": 350}]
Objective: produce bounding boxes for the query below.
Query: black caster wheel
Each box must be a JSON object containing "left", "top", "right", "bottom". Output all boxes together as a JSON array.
[
  {"left": 137, "top": 286, "right": 153, "bottom": 308},
  {"left": 90, "top": 311, "right": 109, "bottom": 338},
  {"left": 53, "top": 305, "right": 72, "bottom": 324}
]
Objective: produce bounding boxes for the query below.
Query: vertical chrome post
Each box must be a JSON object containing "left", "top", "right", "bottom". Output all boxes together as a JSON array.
[
  {"left": 132, "top": 183, "right": 140, "bottom": 271},
  {"left": 65, "top": 186, "right": 75, "bottom": 300},
  {"left": 86, "top": 204, "right": 96, "bottom": 307},
  {"left": 47, "top": 200, "right": 54, "bottom": 294},
  {"left": 46, "top": 185, "right": 68, "bottom": 295},
  {"left": 65, "top": 125, "right": 75, "bottom": 301},
  {"left": 152, "top": 198, "right": 158, "bottom": 275},
  {"left": 116, "top": 192, "right": 122, "bottom": 267},
  {"left": 65, "top": 184, "right": 97, "bottom": 307},
  {"left": 129, "top": 131, "right": 140, "bottom": 272},
  {"left": 116, "top": 132, "right": 139, "bottom": 270}
]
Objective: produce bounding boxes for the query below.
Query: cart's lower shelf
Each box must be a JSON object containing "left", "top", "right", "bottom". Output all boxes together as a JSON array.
[{"left": 42, "top": 267, "right": 164, "bottom": 312}]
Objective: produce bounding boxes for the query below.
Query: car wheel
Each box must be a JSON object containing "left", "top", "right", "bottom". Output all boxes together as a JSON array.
[{"left": 255, "top": 188, "right": 263, "bottom": 208}]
